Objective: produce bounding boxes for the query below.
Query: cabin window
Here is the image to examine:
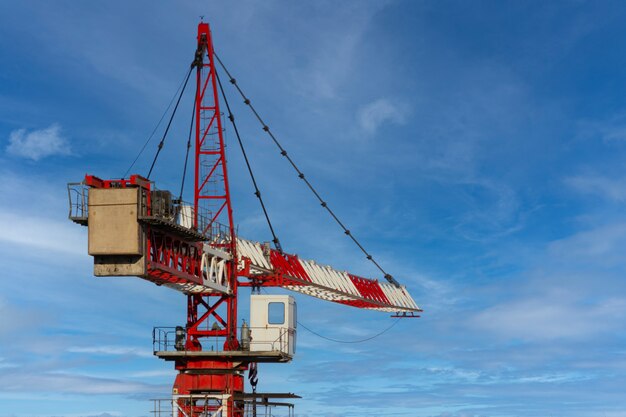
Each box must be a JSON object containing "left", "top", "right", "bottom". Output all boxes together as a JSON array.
[{"left": 268, "top": 302, "right": 285, "bottom": 324}]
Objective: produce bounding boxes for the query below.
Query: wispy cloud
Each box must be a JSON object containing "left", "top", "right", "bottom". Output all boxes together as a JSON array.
[
  {"left": 577, "top": 111, "right": 626, "bottom": 143},
  {"left": 549, "top": 222, "right": 626, "bottom": 266},
  {"left": 451, "top": 178, "right": 525, "bottom": 242},
  {"left": 282, "top": 1, "right": 393, "bottom": 100},
  {"left": 67, "top": 345, "right": 153, "bottom": 358},
  {"left": 128, "top": 369, "right": 174, "bottom": 378},
  {"left": 565, "top": 174, "right": 626, "bottom": 202},
  {"left": 471, "top": 292, "right": 626, "bottom": 341},
  {"left": 0, "top": 371, "right": 166, "bottom": 395},
  {"left": 5, "top": 124, "right": 71, "bottom": 161},
  {"left": 357, "top": 98, "right": 409, "bottom": 136},
  {"left": 0, "top": 209, "right": 85, "bottom": 256},
  {"left": 0, "top": 297, "right": 41, "bottom": 336}
]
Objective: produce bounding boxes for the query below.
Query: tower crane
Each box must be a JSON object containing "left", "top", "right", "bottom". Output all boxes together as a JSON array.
[{"left": 67, "top": 21, "right": 421, "bottom": 417}]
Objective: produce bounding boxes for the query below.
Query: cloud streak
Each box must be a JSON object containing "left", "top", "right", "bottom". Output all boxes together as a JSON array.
[
  {"left": 471, "top": 292, "right": 626, "bottom": 342},
  {"left": 67, "top": 345, "right": 154, "bottom": 358},
  {"left": 0, "top": 209, "right": 86, "bottom": 256},
  {"left": 357, "top": 98, "right": 409, "bottom": 136},
  {"left": 0, "top": 371, "right": 166, "bottom": 396},
  {"left": 6, "top": 124, "right": 71, "bottom": 161},
  {"left": 566, "top": 174, "right": 626, "bottom": 202}
]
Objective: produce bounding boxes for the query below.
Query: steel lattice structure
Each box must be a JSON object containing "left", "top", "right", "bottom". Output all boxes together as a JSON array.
[{"left": 67, "top": 21, "right": 422, "bottom": 417}]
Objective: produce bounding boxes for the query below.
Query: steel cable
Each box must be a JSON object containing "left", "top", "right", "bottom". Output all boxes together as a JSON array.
[
  {"left": 214, "top": 52, "right": 400, "bottom": 287},
  {"left": 178, "top": 88, "right": 196, "bottom": 201},
  {"left": 257, "top": 288, "right": 402, "bottom": 342},
  {"left": 147, "top": 66, "right": 193, "bottom": 179},
  {"left": 297, "top": 318, "right": 402, "bottom": 343},
  {"left": 123, "top": 67, "right": 191, "bottom": 179},
  {"left": 215, "top": 68, "right": 283, "bottom": 253}
]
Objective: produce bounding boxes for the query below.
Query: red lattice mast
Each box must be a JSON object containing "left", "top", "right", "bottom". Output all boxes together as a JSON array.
[{"left": 172, "top": 22, "right": 242, "bottom": 417}]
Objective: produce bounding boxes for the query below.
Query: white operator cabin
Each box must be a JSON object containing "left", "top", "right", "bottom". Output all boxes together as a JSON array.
[{"left": 249, "top": 294, "right": 296, "bottom": 356}]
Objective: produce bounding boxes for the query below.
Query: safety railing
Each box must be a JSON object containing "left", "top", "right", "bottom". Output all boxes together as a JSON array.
[
  {"left": 151, "top": 394, "right": 228, "bottom": 417},
  {"left": 66, "top": 180, "right": 232, "bottom": 242},
  {"left": 153, "top": 326, "right": 295, "bottom": 354},
  {"left": 138, "top": 189, "right": 231, "bottom": 243},
  {"left": 67, "top": 182, "right": 89, "bottom": 224},
  {"left": 150, "top": 395, "right": 294, "bottom": 417}
]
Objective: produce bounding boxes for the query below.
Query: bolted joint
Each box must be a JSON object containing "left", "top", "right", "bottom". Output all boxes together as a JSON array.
[
  {"left": 191, "top": 52, "right": 203, "bottom": 68},
  {"left": 228, "top": 114, "right": 234, "bottom": 122},
  {"left": 344, "top": 230, "right": 351, "bottom": 236},
  {"left": 263, "top": 125, "right": 269, "bottom": 132},
  {"left": 385, "top": 274, "right": 401, "bottom": 287},
  {"left": 254, "top": 191, "right": 261, "bottom": 198},
  {"left": 320, "top": 201, "right": 327, "bottom": 207},
  {"left": 192, "top": 40, "right": 206, "bottom": 68},
  {"left": 229, "top": 78, "right": 237, "bottom": 84},
  {"left": 298, "top": 173, "right": 305, "bottom": 179},
  {"left": 281, "top": 150, "right": 287, "bottom": 156},
  {"left": 244, "top": 99, "right": 251, "bottom": 105},
  {"left": 366, "top": 255, "right": 372, "bottom": 260}
]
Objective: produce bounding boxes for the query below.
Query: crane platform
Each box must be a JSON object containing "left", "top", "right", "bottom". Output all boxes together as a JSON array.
[{"left": 153, "top": 350, "right": 292, "bottom": 363}]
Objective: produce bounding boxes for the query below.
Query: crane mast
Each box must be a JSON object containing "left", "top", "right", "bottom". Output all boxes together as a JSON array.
[
  {"left": 67, "top": 20, "right": 422, "bottom": 417},
  {"left": 175, "top": 22, "right": 242, "bottom": 416}
]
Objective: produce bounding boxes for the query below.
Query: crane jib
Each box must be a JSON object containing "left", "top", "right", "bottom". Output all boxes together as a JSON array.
[{"left": 236, "top": 238, "right": 422, "bottom": 313}]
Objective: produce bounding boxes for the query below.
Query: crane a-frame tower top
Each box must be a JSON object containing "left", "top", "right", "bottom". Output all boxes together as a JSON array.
[{"left": 68, "top": 21, "right": 421, "bottom": 417}]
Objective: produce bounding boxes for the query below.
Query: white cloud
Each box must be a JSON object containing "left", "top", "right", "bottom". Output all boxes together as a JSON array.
[
  {"left": 6, "top": 123, "right": 71, "bottom": 161},
  {"left": 549, "top": 222, "right": 626, "bottom": 266},
  {"left": 577, "top": 112, "right": 626, "bottom": 143},
  {"left": 129, "top": 369, "right": 174, "bottom": 378},
  {"left": 472, "top": 293, "right": 626, "bottom": 342},
  {"left": 0, "top": 371, "right": 165, "bottom": 395},
  {"left": 0, "top": 297, "right": 41, "bottom": 336},
  {"left": 357, "top": 98, "right": 409, "bottom": 136},
  {"left": 439, "top": 177, "right": 525, "bottom": 243},
  {"left": 0, "top": 209, "right": 85, "bottom": 256},
  {"left": 565, "top": 174, "right": 626, "bottom": 202},
  {"left": 67, "top": 345, "right": 153, "bottom": 358},
  {"left": 284, "top": 2, "right": 392, "bottom": 100}
]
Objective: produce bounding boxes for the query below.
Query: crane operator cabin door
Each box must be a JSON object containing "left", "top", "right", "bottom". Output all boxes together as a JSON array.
[{"left": 250, "top": 295, "right": 296, "bottom": 356}]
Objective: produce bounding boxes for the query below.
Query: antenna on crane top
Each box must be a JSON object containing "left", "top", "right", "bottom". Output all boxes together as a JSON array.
[{"left": 66, "top": 19, "right": 422, "bottom": 417}]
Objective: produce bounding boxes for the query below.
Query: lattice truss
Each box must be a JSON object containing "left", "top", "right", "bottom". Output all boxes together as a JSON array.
[{"left": 237, "top": 238, "right": 421, "bottom": 313}]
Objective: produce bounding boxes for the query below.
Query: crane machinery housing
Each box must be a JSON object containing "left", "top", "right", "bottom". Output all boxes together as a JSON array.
[{"left": 67, "top": 21, "right": 421, "bottom": 417}]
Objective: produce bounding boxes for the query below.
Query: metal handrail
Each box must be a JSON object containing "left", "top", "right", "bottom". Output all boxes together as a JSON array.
[
  {"left": 150, "top": 395, "right": 294, "bottom": 417},
  {"left": 153, "top": 326, "right": 294, "bottom": 353},
  {"left": 65, "top": 180, "right": 232, "bottom": 241},
  {"left": 67, "top": 182, "right": 89, "bottom": 222}
]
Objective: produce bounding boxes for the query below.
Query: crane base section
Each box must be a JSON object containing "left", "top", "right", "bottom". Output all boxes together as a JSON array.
[{"left": 151, "top": 392, "right": 298, "bottom": 417}]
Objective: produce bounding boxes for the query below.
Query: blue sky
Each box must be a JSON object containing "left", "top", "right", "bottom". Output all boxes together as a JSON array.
[{"left": 1, "top": 1, "right": 626, "bottom": 416}]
